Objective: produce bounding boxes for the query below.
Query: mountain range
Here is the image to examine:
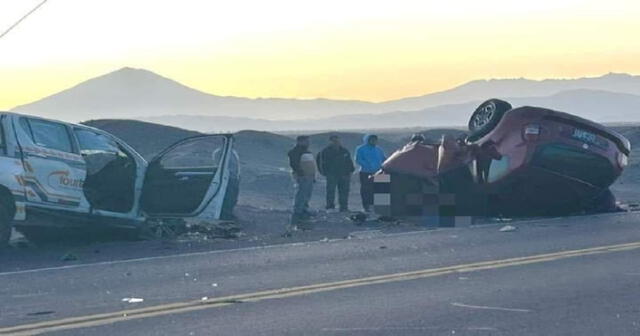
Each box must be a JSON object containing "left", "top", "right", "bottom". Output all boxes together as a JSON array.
[{"left": 12, "top": 67, "right": 640, "bottom": 132}]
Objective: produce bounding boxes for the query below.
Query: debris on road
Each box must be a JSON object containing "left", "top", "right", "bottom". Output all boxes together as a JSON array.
[
  {"left": 121, "top": 297, "right": 144, "bottom": 303},
  {"left": 185, "top": 220, "right": 243, "bottom": 240},
  {"left": 377, "top": 215, "right": 402, "bottom": 227},
  {"left": 499, "top": 225, "right": 517, "bottom": 232},
  {"left": 619, "top": 202, "right": 640, "bottom": 212},
  {"left": 349, "top": 212, "right": 368, "bottom": 224},
  {"left": 60, "top": 253, "right": 78, "bottom": 261},
  {"left": 377, "top": 215, "right": 396, "bottom": 222}
]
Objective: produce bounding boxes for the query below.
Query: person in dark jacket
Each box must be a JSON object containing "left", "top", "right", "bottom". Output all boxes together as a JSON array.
[
  {"left": 317, "top": 135, "right": 355, "bottom": 212},
  {"left": 287, "top": 135, "right": 316, "bottom": 230},
  {"left": 355, "top": 134, "right": 386, "bottom": 212}
]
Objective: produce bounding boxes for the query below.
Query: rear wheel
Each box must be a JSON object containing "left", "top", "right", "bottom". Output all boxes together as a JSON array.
[
  {"left": 0, "top": 202, "right": 13, "bottom": 248},
  {"left": 467, "top": 99, "right": 512, "bottom": 142}
]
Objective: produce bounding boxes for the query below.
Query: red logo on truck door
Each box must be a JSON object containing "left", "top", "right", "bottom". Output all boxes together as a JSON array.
[{"left": 48, "top": 170, "right": 84, "bottom": 190}]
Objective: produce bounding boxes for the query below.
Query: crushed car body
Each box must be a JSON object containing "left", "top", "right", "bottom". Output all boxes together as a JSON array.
[
  {"left": 0, "top": 112, "right": 239, "bottom": 246},
  {"left": 375, "top": 99, "right": 631, "bottom": 219}
]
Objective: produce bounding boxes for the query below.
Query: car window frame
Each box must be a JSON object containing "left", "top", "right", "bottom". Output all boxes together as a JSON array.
[
  {"left": 156, "top": 136, "right": 227, "bottom": 170},
  {"left": 73, "top": 127, "right": 136, "bottom": 161},
  {"left": 74, "top": 128, "right": 117, "bottom": 154},
  {"left": 21, "top": 117, "right": 77, "bottom": 154}
]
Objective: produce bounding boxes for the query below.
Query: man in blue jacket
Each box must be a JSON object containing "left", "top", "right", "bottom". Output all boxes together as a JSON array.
[{"left": 355, "top": 134, "right": 386, "bottom": 212}]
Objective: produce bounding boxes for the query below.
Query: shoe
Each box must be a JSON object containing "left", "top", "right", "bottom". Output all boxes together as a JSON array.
[
  {"left": 339, "top": 208, "right": 349, "bottom": 213},
  {"left": 326, "top": 208, "right": 339, "bottom": 214}
]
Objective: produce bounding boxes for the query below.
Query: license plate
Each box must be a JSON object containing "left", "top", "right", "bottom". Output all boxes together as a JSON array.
[{"left": 571, "top": 129, "right": 608, "bottom": 148}]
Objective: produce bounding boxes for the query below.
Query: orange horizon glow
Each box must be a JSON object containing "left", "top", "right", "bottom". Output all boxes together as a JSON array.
[{"left": 2, "top": 0, "right": 640, "bottom": 110}]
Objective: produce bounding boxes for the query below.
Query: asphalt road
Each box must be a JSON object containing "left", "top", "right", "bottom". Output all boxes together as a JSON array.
[{"left": 2, "top": 211, "right": 640, "bottom": 335}]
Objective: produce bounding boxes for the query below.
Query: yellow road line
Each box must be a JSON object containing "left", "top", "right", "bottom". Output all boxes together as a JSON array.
[{"left": 3, "top": 241, "right": 640, "bottom": 335}]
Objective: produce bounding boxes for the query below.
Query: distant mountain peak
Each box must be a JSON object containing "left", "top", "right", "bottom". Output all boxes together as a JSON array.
[
  {"left": 600, "top": 72, "right": 635, "bottom": 79},
  {"left": 99, "top": 66, "right": 169, "bottom": 81},
  {"left": 112, "top": 66, "right": 153, "bottom": 74}
]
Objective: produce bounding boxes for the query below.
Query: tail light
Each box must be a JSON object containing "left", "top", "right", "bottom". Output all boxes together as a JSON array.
[
  {"left": 523, "top": 124, "right": 541, "bottom": 141},
  {"left": 618, "top": 153, "right": 629, "bottom": 169}
]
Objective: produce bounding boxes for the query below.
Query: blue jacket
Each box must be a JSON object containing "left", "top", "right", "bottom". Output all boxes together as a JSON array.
[{"left": 355, "top": 135, "right": 386, "bottom": 173}]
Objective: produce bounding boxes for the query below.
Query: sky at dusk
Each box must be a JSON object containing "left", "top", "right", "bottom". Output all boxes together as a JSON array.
[{"left": 1, "top": 0, "right": 640, "bottom": 110}]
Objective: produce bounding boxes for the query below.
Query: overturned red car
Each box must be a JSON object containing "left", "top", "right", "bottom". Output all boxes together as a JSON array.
[{"left": 375, "top": 99, "right": 631, "bottom": 219}]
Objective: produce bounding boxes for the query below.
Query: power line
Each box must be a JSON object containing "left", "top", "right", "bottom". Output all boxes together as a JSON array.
[{"left": 0, "top": 0, "right": 50, "bottom": 41}]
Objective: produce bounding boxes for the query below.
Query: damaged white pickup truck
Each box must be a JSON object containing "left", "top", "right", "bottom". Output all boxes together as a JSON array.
[{"left": 0, "top": 112, "right": 239, "bottom": 246}]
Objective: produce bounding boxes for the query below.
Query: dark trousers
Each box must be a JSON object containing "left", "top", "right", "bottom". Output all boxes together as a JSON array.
[
  {"left": 359, "top": 172, "right": 375, "bottom": 210},
  {"left": 326, "top": 175, "right": 350, "bottom": 210}
]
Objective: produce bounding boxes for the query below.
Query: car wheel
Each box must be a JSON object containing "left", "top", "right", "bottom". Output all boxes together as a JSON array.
[
  {"left": 467, "top": 99, "right": 512, "bottom": 142},
  {"left": 0, "top": 202, "right": 13, "bottom": 248}
]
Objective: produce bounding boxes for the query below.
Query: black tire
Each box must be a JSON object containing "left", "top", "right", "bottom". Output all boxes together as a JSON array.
[
  {"left": 0, "top": 202, "right": 13, "bottom": 248},
  {"left": 467, "top": 99, "right": 512, "bottom": 142}
]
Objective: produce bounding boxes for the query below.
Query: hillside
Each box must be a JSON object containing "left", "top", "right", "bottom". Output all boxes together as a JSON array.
[
  {"left": 382, "top": 73, "right": 640, "bottom": 112},
  {"left": 141, "top": 89, "right": 640, "bottom": 132},
  {"left": 85, "top": 118, "right": 640, "bottom": 208},
  {"left": 14, "top": 68, "right": 640, "bottom": 131}
]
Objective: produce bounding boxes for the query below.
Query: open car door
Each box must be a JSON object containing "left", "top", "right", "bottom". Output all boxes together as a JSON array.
[{"left": 140, "top": 134, "right": 234, "bottom": 220}]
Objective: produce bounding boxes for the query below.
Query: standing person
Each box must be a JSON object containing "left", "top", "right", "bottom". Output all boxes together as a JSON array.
[
  {"left": 317, "top": 135, "right": 355, "bottom": 212},
  {"left": 355, "top": 134, "right": 386, "bottom": 212},
  {"left": 287, "top": 135, "right": 316, "bottom": 231}
]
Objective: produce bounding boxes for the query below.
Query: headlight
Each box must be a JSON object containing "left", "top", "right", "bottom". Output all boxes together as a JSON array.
[{"left": 618, "top": 153, "right": 629, "bottom": 169}]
